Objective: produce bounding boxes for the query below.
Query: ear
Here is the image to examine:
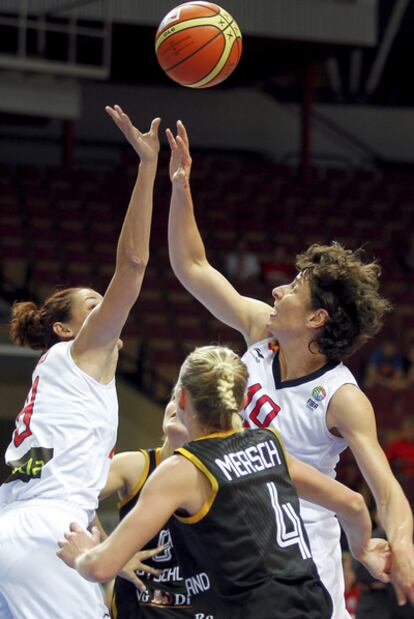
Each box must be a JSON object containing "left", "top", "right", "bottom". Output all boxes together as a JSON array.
[
  {"left": 52, "top": 321, "right": 75, "bottom": 341},
  {"left": 178, "top": 387, "right": 186, "bottom": 410},
  {"left": 307, "top": 308, "right": 329, "bottom": 330}
]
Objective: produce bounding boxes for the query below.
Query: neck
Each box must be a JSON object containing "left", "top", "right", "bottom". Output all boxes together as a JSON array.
[
  {"left": 159, "top": 437, "right": 182, "bottom": 461},
  {"left": 277, "top": 337, "right": 328, "bottom": 381}
]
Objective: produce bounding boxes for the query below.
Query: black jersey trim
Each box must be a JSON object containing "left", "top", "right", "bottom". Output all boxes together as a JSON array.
[
  {"left": 117, "top": 449, "right": 150, "bottom": 509},
  {"left": 174, "top": 448, "right": 219, "bottom": 524},
  {"left": 272, "top": 350, "right": 339, "bottom": 389}
]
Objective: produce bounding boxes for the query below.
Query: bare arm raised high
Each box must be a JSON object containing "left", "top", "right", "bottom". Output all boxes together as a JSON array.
[
  {"left": 71, "top": 107, "right": 161, "bottom": 382},
  {"left": 166, "top": 122, "right": 271, "bottom": 346}
]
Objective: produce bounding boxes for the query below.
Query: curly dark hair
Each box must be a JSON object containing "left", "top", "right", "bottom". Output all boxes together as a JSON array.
[
  {"left": 9, "top": 288, "right": 83, "bottom": 351},
  {"left": 296, "top": 242, "right": 392, "bottom": 362}
]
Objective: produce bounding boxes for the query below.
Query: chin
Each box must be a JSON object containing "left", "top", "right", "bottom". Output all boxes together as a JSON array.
[{"left": 117, "top": 339, "right": 123, "bottom": 350}]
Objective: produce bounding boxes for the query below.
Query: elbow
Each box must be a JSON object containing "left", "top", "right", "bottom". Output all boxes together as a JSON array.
[
  {"left": 117, "top": 253, "right": 149, "bottom": 273},
  {"left": 79, "top": 557, "right": 114, "bottom": 584},
  {"left": 88, "top": 563, "right": 114, "bottom": 584},
  {"left": 344, "top": 491, "right": 366, "bottom": 519}
]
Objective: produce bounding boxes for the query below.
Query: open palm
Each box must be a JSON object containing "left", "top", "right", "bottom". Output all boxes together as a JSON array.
[{"left": 106, "top": 105, "right": 161, "bottom": 163}]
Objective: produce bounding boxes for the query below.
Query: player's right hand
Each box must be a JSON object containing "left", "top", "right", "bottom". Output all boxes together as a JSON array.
[{"left": 166, "top": 120, "right": 192, "bottom": 188}]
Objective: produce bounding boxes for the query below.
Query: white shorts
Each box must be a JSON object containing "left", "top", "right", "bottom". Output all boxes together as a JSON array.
[
  {"left": 0, "top": 501, "right": 109, "bottom": 619},
  {"left": 304, "top": 516, "right": 351, "bottom": 619}
]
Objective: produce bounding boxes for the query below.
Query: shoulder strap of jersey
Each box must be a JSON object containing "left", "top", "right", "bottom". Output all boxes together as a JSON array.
[
  {"left": 174, "top": 446, "right": 219, "bottom": 525},
  {"left": 117, "top": 448, "right": 156, "bottom": 509}
]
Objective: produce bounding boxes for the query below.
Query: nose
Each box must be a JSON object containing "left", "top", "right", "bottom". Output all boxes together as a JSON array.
[{"left": 272, "top": 285, "right": 284, "bottom": 300}]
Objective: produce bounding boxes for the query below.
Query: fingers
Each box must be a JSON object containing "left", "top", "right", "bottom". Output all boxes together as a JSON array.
[
  {"left": 125, "top": 572, "right": 147, "bottom": 592},
  {"left": 91, "top": 526, "right": 101, "bottom": 544},
  {"left": 105, "top": 105, "right": 139, "bottom": 137},
  {"left": 150, "top": 117, "right": 162, "bottom": 136},
  {"left": 69, "top": 521, "right": 84, "bottom": 533},
  {"left": 139, "top": 545, "right": 165, "bottom": 560},
  {"left": 166, "top": 128, "right": 177, "bottom": 150},
  {"left": 177, "top": 120, "right": 189, "bottom": 147},
  {"left": 392, "top": 582, "right": 407, "bottom": 606}
]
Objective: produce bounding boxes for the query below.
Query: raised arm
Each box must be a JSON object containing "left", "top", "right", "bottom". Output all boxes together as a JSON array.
[
  {"left": 286, "top": 452, "right": 391, "bottom": 583},
  {"left": 166, "top": 121, "right": 271, "bottom": 345},
  {"left": 328, "top": 384, "right": 414, "bottom": 605},
  {"left": 72, "top": 107, "right": 160, "bottom": 365}
]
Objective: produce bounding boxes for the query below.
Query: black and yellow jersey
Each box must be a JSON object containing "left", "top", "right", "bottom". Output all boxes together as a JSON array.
[
  {"left": 111, "top": 448, "right": 192, "bottom": 619},
  {"left": 170, "top": 428, "right": 332, "bottom": 619}
]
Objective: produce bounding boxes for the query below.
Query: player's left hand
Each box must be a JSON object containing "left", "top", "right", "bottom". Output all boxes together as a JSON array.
[
  {"left": 389, "top": 545, "right": 414, "bottom": 606},
  {"left": 106, "top": 105, "right": 161, "bottom": 164},
  {"left": 358, "top": 537, "right": 391, "bottom": 583},
  {"left": 118, "top": 546, "right": 164, "bottom": 591},
  {"left": 57, "top": 521, "right": 100, "bottom": 569}
]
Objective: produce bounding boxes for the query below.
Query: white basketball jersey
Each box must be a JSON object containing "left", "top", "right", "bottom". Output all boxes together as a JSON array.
[
  {"left": 0, "top": 341, "right": 118, "bottom": 516},
  {"left": 242, "top": 337, "right": 357, "bottom": 522}
]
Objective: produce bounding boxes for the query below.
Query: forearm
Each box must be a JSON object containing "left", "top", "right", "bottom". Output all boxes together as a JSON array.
[
  {"left": 376, "top": 480, "right": 413, "bottom": 551},
  {"left": 288, "top": 454, "right": 371, "bottom": 558},
  {"left": 168, "top": 182, "right": 208, "bottom": 276},
  {"left": 337, "top": 495, "right": 372, "bottom": 560},
  {"left": 116, "top": 160, "right": 158, "bottom": 267}
]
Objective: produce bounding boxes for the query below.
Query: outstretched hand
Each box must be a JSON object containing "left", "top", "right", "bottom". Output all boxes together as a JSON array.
[
  {"left": 166, "top": 120, "right": 192, "bottom": 188},
  {"left": 57, "top": 522, "right": 100, "bottom": 569},
  {"left": 117, "top": 545, "right": 164, "bottom": 592},
  {"left": 106, "top": 105, "right": 161, "bottom": 163}
]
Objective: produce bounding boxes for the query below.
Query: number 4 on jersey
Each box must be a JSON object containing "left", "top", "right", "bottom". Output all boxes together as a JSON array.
[
  {"left": 267, "top": 481, "right": 311, "bottom": 560},
  {"left": 13, "top": 376, "right": 39, "bottom": 447}
]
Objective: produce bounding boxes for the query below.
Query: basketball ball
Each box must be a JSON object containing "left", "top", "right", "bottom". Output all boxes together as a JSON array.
[{"left": 155, "top": 2, "right": 242, "bottom": 89}]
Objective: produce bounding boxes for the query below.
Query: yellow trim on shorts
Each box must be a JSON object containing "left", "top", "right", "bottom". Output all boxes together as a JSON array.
[
  {"left": 117, "top": 449, "right": 150, "bottom": 509},
  {"left": 174, "top": 448, "right": 219, "bottom": 524}
]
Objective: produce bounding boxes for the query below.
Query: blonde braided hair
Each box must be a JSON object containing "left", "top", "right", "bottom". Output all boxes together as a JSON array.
[{"left": 178, "top": 345, "right": 248, "bottom": 432}]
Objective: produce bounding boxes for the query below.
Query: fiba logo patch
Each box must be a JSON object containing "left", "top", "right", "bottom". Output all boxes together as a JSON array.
[{"left": 312, "top": 386, "right": 326, "bottom": 402}]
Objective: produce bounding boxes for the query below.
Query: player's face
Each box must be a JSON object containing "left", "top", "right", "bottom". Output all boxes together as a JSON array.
[
  {"left": 162, "top": 398, "right": 189, "bottom": 446},
  {"left": 267, "top": 273, "right": 313, "bottom": 337},
  {"left": 66, "top": 288, "right": 103, "bottom": 337}
]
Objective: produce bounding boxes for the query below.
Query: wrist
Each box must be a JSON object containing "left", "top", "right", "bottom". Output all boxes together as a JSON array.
[
  {"left": 172, "top": 180, "right": 191, "bottom": 192},
  {"left": 138, "top": 158, "right": 158, "bottom": 172}
]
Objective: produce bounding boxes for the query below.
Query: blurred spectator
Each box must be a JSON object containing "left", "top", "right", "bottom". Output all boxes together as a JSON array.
[
  {"left": 386, "top": 418, "right": 414, "bottom": 507},
  {"left": 261, "top": 246, "right": 295, "bottom": 288},
  {"left": 352, "top": 513, "right": 413, "bottom": 619},
  {"left": 224, "top": 237, "right": 261, "bottom": 283},
  {"left": 363, "top": 338, "right": 406, "bottom": 390},
  {"left": 343, "top": 550, "right": 360, "bottom": 618}
]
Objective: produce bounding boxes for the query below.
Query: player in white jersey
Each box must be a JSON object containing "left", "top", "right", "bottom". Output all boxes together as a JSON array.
[
  {"left": 165, "top": 121, "right": 414, "bottom": 616},
  {"left": 0, "top": 106, "right": 161, "bottom": 619}
]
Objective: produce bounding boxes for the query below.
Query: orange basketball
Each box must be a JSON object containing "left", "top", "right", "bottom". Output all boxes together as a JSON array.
[{"left": 155, "top": 2, "right": 242, "bottom": 89}]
